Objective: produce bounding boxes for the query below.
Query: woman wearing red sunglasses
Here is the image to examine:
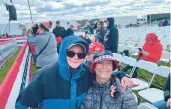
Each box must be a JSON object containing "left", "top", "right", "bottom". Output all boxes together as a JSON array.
[{"left": 16, "top": 35, "right": 132, "bottom": 109}]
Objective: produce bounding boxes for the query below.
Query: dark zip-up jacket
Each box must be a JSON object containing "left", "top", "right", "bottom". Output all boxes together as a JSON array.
[
  {"left": 80, "top": 78, "right": 138, "bottom": 109},
  {"left": 96, "top": 27, "right": 106, "bottom": 45},
  {"left": 104, "top": 18, "right": 118, "bottom": 53},
  {"left": 53, "top": 26, "right": 66, "bottom": 39}
]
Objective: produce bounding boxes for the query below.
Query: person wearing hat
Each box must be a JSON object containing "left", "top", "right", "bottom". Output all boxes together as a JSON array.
[
  {"left": 53, "top": 20, "right": 66, "bottom": 39},
  {"left": 16, "top": 35, "right": 134, "bottom": 109},
  {"left": 27, "top": 21, "right": 58, "bottom": 69},
  {"left": 16, "top": 35, "right": 90, "bottom": 109},
  {"left": 80, "top": 50, "right": 138, "bottom": 109},
  {"left": 104, "top": 17, "right": 119, "bottom": 53},
  {"left": 49, "top": 20, "right": 53, "bottom": 28},
  {"left": 95, "top": 21, "right": 106, "bottom": 45},
  {"left": 86, "top": 41, "right": 105, "bottom": 63},
  {"left": 122, "top": 33, "right": 163, "bottom": 78},
  {"left": 86, "top": 42, "right": 134, "bottom": 90}
]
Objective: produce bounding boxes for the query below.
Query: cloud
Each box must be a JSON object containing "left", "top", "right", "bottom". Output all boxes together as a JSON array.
[{"left": 0, "top": 0, "right": 170, "bottom": 24}]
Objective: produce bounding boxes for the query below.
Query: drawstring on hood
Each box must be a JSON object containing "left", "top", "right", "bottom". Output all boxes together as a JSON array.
[{"left": 58, "top": 35, "right": 89, "bottom": 80}]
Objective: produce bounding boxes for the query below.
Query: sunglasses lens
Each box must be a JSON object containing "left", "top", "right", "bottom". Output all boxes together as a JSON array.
[
  {"left": 67, "top": 51, "right": 86, "bottom": 59},
  {"left": 77, "top": 53, "right": 86, "bottom": 59},
  {"left": 67, "top": 51, "right": 75, "bottom": 58}
]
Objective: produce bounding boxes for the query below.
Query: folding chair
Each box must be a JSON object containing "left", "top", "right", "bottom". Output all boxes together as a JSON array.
[
  {"left": 131, "top": 47, "right": 139, "bottom": 57},
  {"left": 159, "top": 51, "right": 170, "bottom": 63},
  {"left": 131, "top": 60, "right": 158, "bottom": 91},
  {"left": 138, "top": 66, "right": 170, "bottom": 103},
  {"left": 122, "top": 56, "right": 137, "bottom": 77},
  {"left": 138, "top": 102, "right": 158, "bottom": 109},
  {"left": 113, "top": 53, "right": 125, "bottom": 64},
  {"left": 132, "top": 92, "right": 138, "bottom": 103}
]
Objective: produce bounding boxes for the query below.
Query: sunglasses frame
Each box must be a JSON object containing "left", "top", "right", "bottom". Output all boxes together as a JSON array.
[{"left": 67, "top": 51, "right": 86, "bottom": 59}]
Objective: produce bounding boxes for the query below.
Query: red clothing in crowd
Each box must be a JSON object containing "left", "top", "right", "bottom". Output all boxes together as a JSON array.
[{"left": 140, "top": 33, "right": 163, "bottom": 63}]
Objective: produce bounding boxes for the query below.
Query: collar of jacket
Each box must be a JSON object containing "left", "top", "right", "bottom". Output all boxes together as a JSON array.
[{"left": 93, "top": 79, "right": 112, "bottom": 88}]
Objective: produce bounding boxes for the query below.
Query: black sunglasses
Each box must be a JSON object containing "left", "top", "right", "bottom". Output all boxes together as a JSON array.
[{"left": 67, "top": 51, "right": 86, "bottom": 59}]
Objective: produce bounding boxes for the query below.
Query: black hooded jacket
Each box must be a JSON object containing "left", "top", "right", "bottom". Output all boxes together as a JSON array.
[{"left": 104, "top": 17, "right": 118, "bottom": 53}]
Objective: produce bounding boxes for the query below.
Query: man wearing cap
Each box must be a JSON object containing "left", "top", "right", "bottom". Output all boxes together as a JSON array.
[
  {"left": 53, "top": 20, "right": 66, "bottom": 39},
  {"left": 104, "top": 17, "right": 119, "bottom": 53},
  {"left": 28, "top": 21, "right": 58, "bottom": 69}
]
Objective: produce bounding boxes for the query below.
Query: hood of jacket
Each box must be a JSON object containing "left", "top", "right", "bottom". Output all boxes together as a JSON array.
[
  {"left": 107, "top": 17, "right": 114, "bottom": 29},
  {"left": 58, "top": 35, "right": 89, "bottom": 80},
  {"left": 145, "top": 33, "right": 160, "bottom": 45}
]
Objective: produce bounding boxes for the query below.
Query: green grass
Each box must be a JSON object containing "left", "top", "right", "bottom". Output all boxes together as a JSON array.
[
  {"left": 32, "top": 61, "right": 38, "bottom": 74},
  {"left": 0, "top": 49, "right": 21, "bottom": 84},
  {"left": 120, "top": 56, "right": 171, "bottom": 104}
]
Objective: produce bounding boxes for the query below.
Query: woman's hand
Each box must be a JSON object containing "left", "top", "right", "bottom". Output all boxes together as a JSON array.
[
  {"left": 141, "top": 49, "right": 149, "bottom": 56},
  {"left": 167, "top": 98, "right": 171, "bottom": 108},
  {"left": 121, "top": 77, "right": 133, "bottom": 90}
]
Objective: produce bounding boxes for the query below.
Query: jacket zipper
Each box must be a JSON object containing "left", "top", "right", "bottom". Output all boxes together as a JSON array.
[{"left": 99, "top": 89, "right": 105, "bottom": 109}]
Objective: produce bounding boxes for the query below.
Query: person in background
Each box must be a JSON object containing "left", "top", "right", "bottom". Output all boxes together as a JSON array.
[
  {"left": 0, "top": 31, "right": 2, "bottom": 38},
  {"left": 16, "top": 35, "right": 134, "bottom": 109},
  {"left": 66, "top": 25, "right": 75, "bottom": 36},
  {"left": 122, "top": 33, "right": 163, "bottom": 78},
  {"left": 31, "top": 24, "right": 39, "bottom": 36},
  {"left": 86, "top": 41, "right": 105, "bottom": 63},
  {"left": 53, "top": 20, "right": 66, "bottom": 39},
  {"left": 56, "top": 36, "right": 63, "bottom": 54},
  {"left": 95, "top": 21, "right": 106, "bottom": 45},
  {"left": 84, "top": 30, "right": 92, "bottom": 44},
  {"left": 104, "top": 17, "right": 119, "bottom": 53},
  {"left": 162, "top": 19, "right": 165, "bottom": 27},
  {"left": 28, "top": 21, "right": 58, "bottom": 69},
  {"left": 153, "top": 74, "right": 170, "bottom": 109},
  {"left": 49, "top": 20, "right": 53, "bottom": 28},
  {"left": 2, "top": 34, "right": 7, "bottom": 38},
  {"left": 6, "top": 33, "right": 9, "bottom": 38},
  {"left": 26, "top": 29, "right": 33, "bottom": 38},
  {"left": 80, "top": 50, "right": 138, "bottom": 109}
]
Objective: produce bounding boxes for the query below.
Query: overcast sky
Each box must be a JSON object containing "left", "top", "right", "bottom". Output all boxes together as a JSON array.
[{"left": 0, "top": 0, "right": 170, "bottom": 24}]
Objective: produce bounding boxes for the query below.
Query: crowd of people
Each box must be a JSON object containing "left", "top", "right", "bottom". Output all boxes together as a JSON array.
[
  {"left": 14, "top": 17, "right": 170, "bottom": 109},
  {"left": 0, "top": 33, "right": 10, "bottom": 38}
]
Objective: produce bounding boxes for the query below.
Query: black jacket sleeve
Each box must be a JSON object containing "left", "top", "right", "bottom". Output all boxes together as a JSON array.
[
  {"left": 164, "top": 74, "right": 170, "bottom": 102},
  {"left": 61, "top": 27, "right": 66, "bottom": 38},
  {"left": 108, "top": 27, "right": 118, "bottom": 53},
  {"left": 111, "top": 27, "right": 118, "bottom": 53},
  {"left": 15, "top": 70, "right": 44, "bottom": 108}
]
